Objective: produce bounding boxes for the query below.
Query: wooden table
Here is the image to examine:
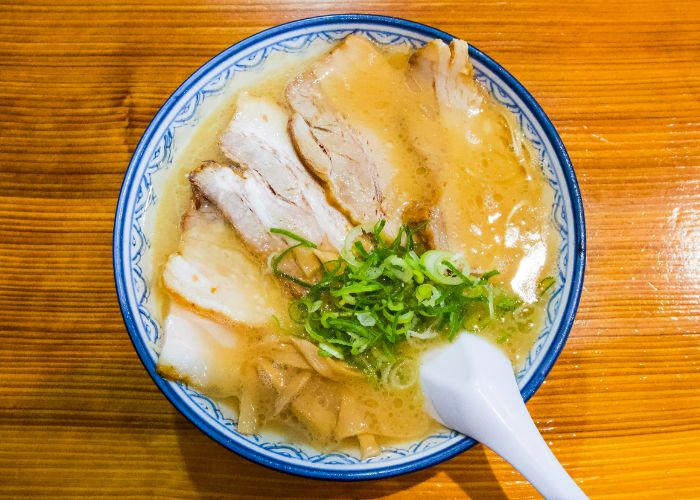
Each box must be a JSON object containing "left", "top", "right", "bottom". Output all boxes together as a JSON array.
[{"left": 2, "top": 1, "right": 698, "bottom": 498}]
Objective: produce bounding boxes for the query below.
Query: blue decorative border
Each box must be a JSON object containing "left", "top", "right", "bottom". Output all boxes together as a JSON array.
[{"left": 113, "top": 14, "right": 585, "bottom": 481}]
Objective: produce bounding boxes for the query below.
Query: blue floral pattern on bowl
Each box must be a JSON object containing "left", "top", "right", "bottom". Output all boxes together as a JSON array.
[{"left": 114, "top": 14, "right": 585, "bottom": 480}]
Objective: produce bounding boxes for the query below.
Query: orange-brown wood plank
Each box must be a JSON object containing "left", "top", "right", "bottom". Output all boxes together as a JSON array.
[{"left": 1, "top": 1, "right": 698, "bottom": 498}]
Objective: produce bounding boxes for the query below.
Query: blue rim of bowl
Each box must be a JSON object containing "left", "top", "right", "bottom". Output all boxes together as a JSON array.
[{"left": 113, "top": 13, "right": 586, "bottom": 481}]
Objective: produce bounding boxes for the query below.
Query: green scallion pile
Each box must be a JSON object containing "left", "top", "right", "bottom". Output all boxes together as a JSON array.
[{"left": 271, "top": 221, "right": 547, "bottom": 381}]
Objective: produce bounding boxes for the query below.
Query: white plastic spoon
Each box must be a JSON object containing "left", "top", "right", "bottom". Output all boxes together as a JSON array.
[{"left": 421, "top": 333, "right": 587, "bottom": 500}]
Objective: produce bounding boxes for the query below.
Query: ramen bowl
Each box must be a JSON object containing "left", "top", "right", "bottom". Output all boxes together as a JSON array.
[{"left": 113, "top": 14, "right": 585, "bottom": 480}]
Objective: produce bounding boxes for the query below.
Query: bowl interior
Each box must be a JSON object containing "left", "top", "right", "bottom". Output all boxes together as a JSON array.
[{"left": 114, "top": 14, "right": 584, "bottom": 480}]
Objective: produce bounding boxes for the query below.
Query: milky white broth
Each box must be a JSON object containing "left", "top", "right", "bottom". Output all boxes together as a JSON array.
[{"left": 147, "top": 38, "right": 558, "bottom": 455}]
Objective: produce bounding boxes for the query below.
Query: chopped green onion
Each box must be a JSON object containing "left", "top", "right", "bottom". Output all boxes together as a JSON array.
[
  {"left": 383, "top": 255, "right": 413, "bottom": 282},
  {"left": 538, "top": 276, "right": 556, "bottom": 296},
  {"left": 270, "top": 227, "right": 317, "bottom": 248},
  {"left": 480, "top": 269, "right": 500, "bottom": 281},
  {"left": 270, "top": 244, "right": 315, "bottom": 288},
  {"left": 318, "top": 343, "right": 345, "bottom": 359},
  {"left": 388, "top": 359, "right": 417, "bottom": 389},
  {"left": 340, "top": 225, "right": 365, "bottom": 268},
  {"left": 497, "top": 295, "right": 521, "bottom": 311},
  {"left": 420, "top": 250, "right": 466, "bottom": 285},
  {"left": 269, "top": 220, "right": 523, "bottom": 381},
  {"left": 330, "top": 282, "right": 383, "bottom": 296},
  {"left": 356, "top": 311, "right": 377, "bottom": 327}
]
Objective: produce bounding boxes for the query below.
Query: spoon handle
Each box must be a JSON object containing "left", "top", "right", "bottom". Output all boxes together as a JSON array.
[{"left": 465, "top": 382, "right": 587, "bottom": 500}]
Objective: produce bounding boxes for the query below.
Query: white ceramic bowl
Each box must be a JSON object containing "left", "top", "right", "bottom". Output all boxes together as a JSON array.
[{"left": 114, "top": 14, "right": 585, "bottom": 480}]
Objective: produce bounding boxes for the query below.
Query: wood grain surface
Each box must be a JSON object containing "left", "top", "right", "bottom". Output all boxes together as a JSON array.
[{"left": 1, "top": 1, "right": 699, "bottom": 498}]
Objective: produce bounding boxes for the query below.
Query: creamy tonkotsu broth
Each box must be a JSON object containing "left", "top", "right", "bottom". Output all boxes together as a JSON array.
[{"left": 149, "top": 35, "right": 558, "bottom": 457}]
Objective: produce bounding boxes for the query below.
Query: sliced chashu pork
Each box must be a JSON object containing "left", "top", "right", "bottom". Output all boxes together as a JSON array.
[
  {"left": 191, "top": 94, "right": 353, "bottom": 292},
  {"left": 219, "top": 93, "right": 349, "bottom": 249},
  {"left": 286, "top": 36, "right": 484, "bottom": 245},
  {"left": 158, "top": 205, "right": 359, "bottom": 402},
  {"left": 286, "top": 35, "right": 404, "bottom": 237},
  {"left": 190, "top": 162, "right": 313, "bottom": 256},
  {"left": 157, "top": 301, "right": 244, "bottom": 398},
  {"left": 408, "top": 39, "right": 483, "bottom": 121},
  {"left": 162, "top": 202, "right": 287, "bottom": 326},
  {"left": 189, "top": 162, "right": 329, "bottom": 293},
  {"left": 158, "top": 203, "right": 285, "bottom": 395},
  {"left": 408, "top": 39, "right": 486, "bottom": 249}
]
